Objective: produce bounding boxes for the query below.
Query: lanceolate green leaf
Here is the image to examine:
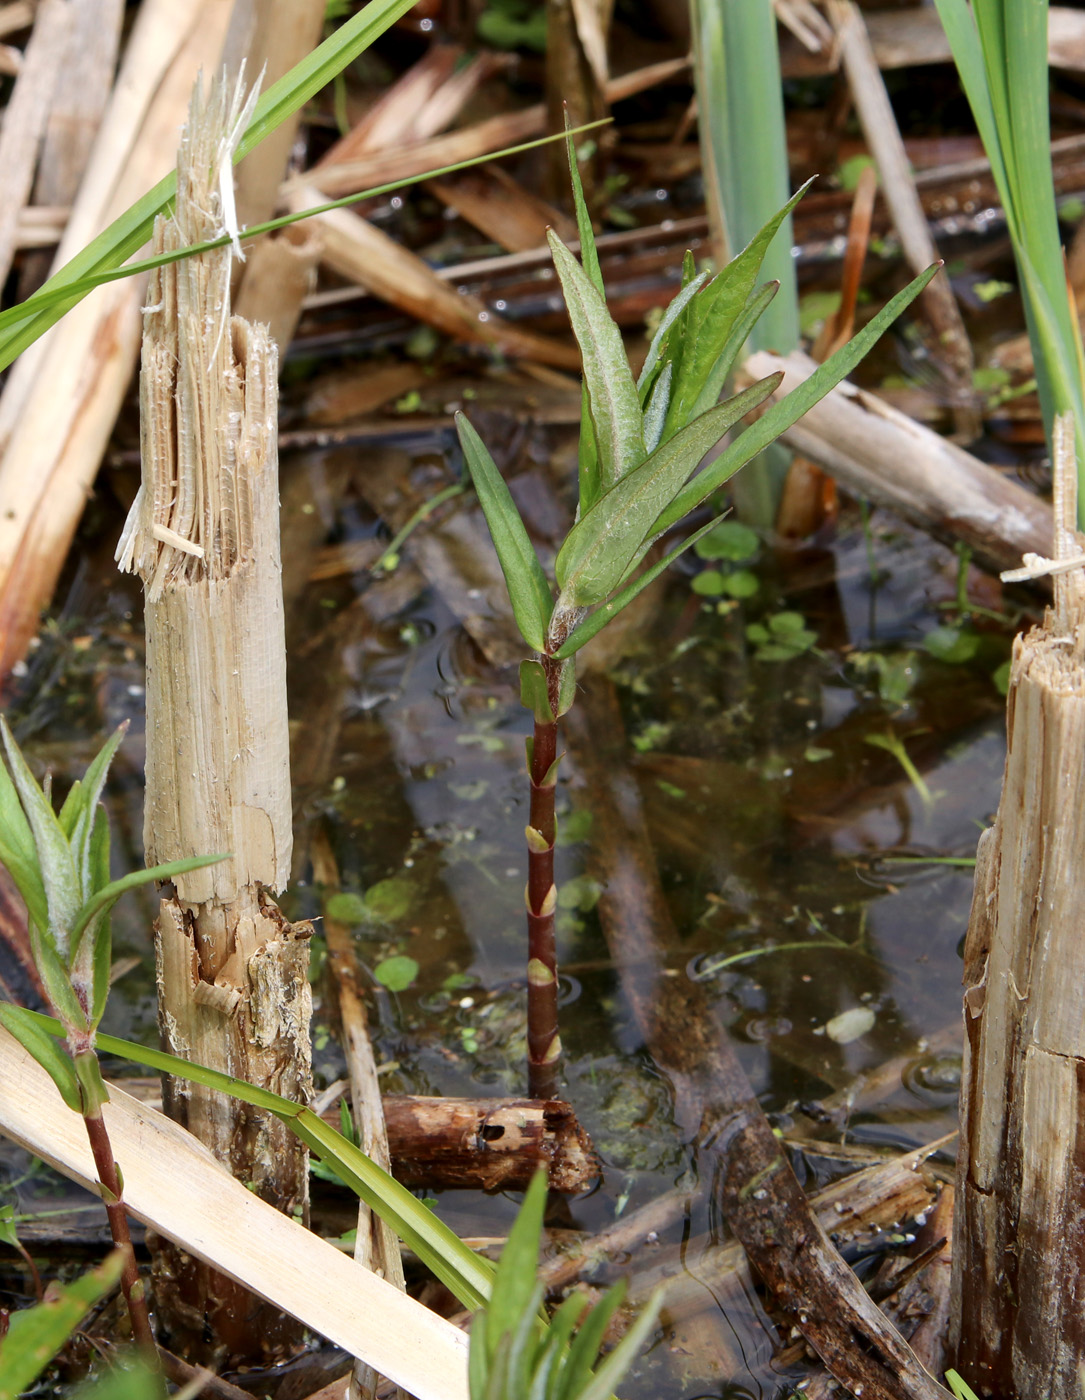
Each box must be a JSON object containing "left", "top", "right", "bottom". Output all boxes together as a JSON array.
[
  {"left": 574, "top": 1288, "right": 663, "bottom": 1400},
  {"left": 636, "top": 269, "right": 709, "bottom": 396},
  {"left": 555, "top": 374, "right": 782, "bottom": 607},
  {"left": 552, "top": 515, "right": 726, "bottom": 658},
  {"left": 686, "top": 278, "right": 780, "bottom": 424},
  {"left": 565, "top": 117, "right": 604, "bottom": 516},
  {"left": 486, "top": 1172, "right": 548, "bottom": 1350},
  {"left": 456, "top": 414, "right": 553, "bottom": 652},
  {"left": 0, "top": 759, "right": 47, "bottom": 932},
  {"left": 664, "top": 179, "right": 811, "bottom": 437},
  {"left": 67, "top": 853, "right": 228, "bottom": 952},
  {"left": 0, "top": 0, "right": 420, "bottom": 370},
  {"left": 654, "top": 264, "right": 940, "bottom": 534},
  {"left": 0, "top": 1252, "right": 125, "bottom": 1400},
  {"left": 547, "top": 232, "right": 645, "bottom": 493},
  {"left": 0, "top": 1004, "right": 82, "bottom": 1112}
]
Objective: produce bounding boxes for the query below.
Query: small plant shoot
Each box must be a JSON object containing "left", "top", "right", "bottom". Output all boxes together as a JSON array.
[{"left": 455, "top": 130, "right": 938, "bottom": 1098}]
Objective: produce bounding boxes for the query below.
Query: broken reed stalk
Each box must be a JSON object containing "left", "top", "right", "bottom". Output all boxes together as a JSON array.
[
  {"left": 117, "top": 77, "right": 311, "bottom": 1367},
  {"left": 526, "top": 654, "right": 561, "bottom": 1101},
  {"left": 951, "top": 413, "right": 1085, "bottom": 1399}
]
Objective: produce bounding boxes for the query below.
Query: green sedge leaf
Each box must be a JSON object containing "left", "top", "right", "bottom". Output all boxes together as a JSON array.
[
  {"left": 686, "top": 278, "right": 780, "bottom": 425},
  {"left": 575, "top": 1287, "right": 664, "bottom": 1400},
  {"left": 535, "top": 1293, "right": 590, "bottom": 1400},
  {"left": 665, "top": 179, "right": 812, "bottom": 437},
  {"left": 505, "top": 1281, "right": 546, "bottom": 1397},
  {"left": 520, "top": 660, "right": 555, "bottom": 725},
  {"left": 555, "top": 1280, "right": 628, "bottom": 1400},
  {"left": 0, "top": 1252, "right": 125, "bottom": 1400},
  {"left": 0, "top": 1004, "right": 82, "bottom": 1112},
  {"left": 643, "top": 360, "right": 672, "bottom": 452},
  {"left": 24, "top": 1005, "right": 497, "bottom": 1314},
  {"left": 0, "top": 0, "right": 422, "bottom": 370},
  {"left": 1, "top": 720, "right": 80, "bottom": 957},
  {"left": 487, "top": 1171, "right": 548, "bottom": 1349},
  {"left": 469, "top": 1309, "right": 490, "bottom": 1400},
  {"left": 655, "top": 264, "right": 941, "bottom": 534},
  {"left": 637, "top": 270, "right": 710, "bottom": 395},
  {"left": 456, "top": 414, "right": 553, "bottom": 652},
  {"left": 547, "top": 232, "right": 645, "bottom": 492},
  {"left": 555, "top": 374, "right": 782, "bottom": 606},
  {"left": 553, "top": 515, "right": 727, "bottom": 658}
]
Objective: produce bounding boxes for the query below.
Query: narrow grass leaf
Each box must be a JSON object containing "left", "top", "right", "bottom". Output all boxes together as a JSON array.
[
  {"left": 0, "top": 1251, "right": 125, "bottom": 1400},
  {"left": 469, "top": 1310, "right": 490, "bottom": 1400},
  {"left": 487, "top": 1171, "right": 548, "bottom": 1348},
  {"left": 565, "top": 116, "right": 603, "bottom": 296},
  {"left": 556, "top": 375, "right": 782, "bottom": 606},
  {"left": 553, "top": 515, "right": 728, "bottom": 658},
  {"left": 555, "top": 1281, "right": 627, "bottom": 1400},
  {"left": 654, "top": 264, "right": 940, "bottom": 533},
  {"left": 0, "top": 1005, "right": 82, "bottom": 1113},
  {"left": 24, "top": 1006, "right": 498, "bottom": 1313},
  {"left": 1, "top": 721, "right": 79, "bottom": 954},
  {"left": 548, "top": 232, "right": 645, "bottom": 492},
  {"left": 0, "top": 0, "right": 420, "bottom": 369},
  {"left": 68, "top": 853, "right": 228, "bottom": 951},
  {"left": 574, "top": 1288, "right": 664, "bottom": 1400},
  {"left": 457, "top": 413, "right": 553, "bottom": 652}
]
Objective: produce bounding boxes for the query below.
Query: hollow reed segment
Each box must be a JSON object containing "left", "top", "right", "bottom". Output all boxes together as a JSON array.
[{"left": 117, "top": 75, "right": 309, "bottom": 1364}]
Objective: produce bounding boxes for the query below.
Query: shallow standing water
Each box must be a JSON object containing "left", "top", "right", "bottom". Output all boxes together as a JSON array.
[{"left": 1, "top": 413, "right": 1028, "bottom": 1396}]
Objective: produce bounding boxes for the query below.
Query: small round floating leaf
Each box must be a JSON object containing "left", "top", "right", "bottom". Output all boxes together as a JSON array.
[
  {"left": 365, "top": 878, "right": 413, "bottom": 923},
  {"left": 692, "top": 570, "right": 726, "bottom": 597},
  {"left": 374, "top": 955, "right": 419, "bottom": 992},
  {"left": 694, "top": 520, "right": 760, "bottom": 562},
  {"left": 325, "top": 892, "right": 369, "bottom": 924}
]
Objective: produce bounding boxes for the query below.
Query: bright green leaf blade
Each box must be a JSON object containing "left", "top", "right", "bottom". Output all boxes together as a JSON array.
[
  {"left": 565, "top": 114, "right": 603, "bottom": 296},
  {"left": 0, "top": 1004, "right": 82, "bottom": 1112},
  {"left": 456, "top": 413, "right": 553, "bottom": 652},
  {"left": 548, "top": 232, "right": 645, "bottom": 492},
  {"left": 22, "top": 1009, "right": 497, "bottom": 1315},
  {"left": 636, "top": 269, "right": 709, "bottom": 396},
  {"left": 556, "top": 374, "right": 782, "bottom": 606},
  {"left": 68, "top": 852, "right": 228, "bottom": 953},
  {"left": 487, "top": 1171, "right": 548, "bottom": 1348},
  {"left": 0, "top": 767, "right": 48, "bottom": 933},
  {"left": 555, "top": 1281, "right": 627, "bottom": 1400},
  {"left": 553, "top": 514, "right": 728, "bottom": 658},
  {"left": 1, "top": 720, "right": 80, "bottom": 954},
  {"left": 469, "top": 1309, "right": 490, "bottom": 1400},
  {"left": 0, "top": 1252, "right": 126, "bottom": 1400},
  {"left": 655, "top": 264, "right": 940, "bottom": 533},
  {"left": 687, "top": 278, "right": 780, "bottom": 424},
  {"left": 643, "top": 361, "right": 672, "bottom": 452},
  {"left": 576, "top": 1288, "right": 664, "bottom": 1400},
  {"left": 0, "top": 0, "right": 420, "bottom": 369},
  {"left": 665, "top": 180, "right": 811, "bottom": 437}
]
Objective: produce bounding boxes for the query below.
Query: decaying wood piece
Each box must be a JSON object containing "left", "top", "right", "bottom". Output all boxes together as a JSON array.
[
  {"left": 827, "top": 0, "right": 975, "bottom": 435},
  {"left": 743, "top": 349, "right": 1053, "bottom": 581},
  {"left": 287, "top": 184, "right": 580, "bottom": 370},
  {"left": 312, "top": 830, "right": 406, "bottom": 1400},
  {"left": 116, "top": 77, "right": 311, "bottom": 1367},
  {"left": 568, "top": 680, "right": 950, "bottom": 1400},
  {"left": 0, "top": 0, "right": 236, "bottom": 681},
  {"left": 951, "top": 415, "right": 1085, "bottom": 1398},
  {"left": 0, "top": 1027, "right": 470, "bottom": 1400}
]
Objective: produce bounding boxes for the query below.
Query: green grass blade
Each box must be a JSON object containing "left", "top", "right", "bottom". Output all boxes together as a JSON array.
[
  {"left": 68, "top": 853, "right": 228, "bottom": 952},
  {"left": 555, "top": 375, "right": 782, "bottom": 606},
  {"left": 456, "top": 413, "right": 553, "bottom": 652},
  {"left": 0, "top": 1252, "right": 125, "bottom": 1400},
  {"left": 486, "top": 1172, "right": 548, "bottom": 1351},
  {"left": 655, "top": 264, "right": 939, "bottom": 532},
  {"left": 565, "top": 116, "right": 603, "bottom": 296},
  {"left": 0, "top": 0, "right": 420, "bottom": 369},
  {"left": 552, "top": 515, "right": 727, "bottom": 658},
  {"left": 23, "top": 1009, "right": 496, "bottom": 1313},
  {"left": 575, "top": 1288, "right": 663, "bottom": 1400},
  {"left": 554, "top": 1281, "right": 626, "bottom": 1400},
  {"left": 548, "top": 232, "right": 645, "bottom": 492}
]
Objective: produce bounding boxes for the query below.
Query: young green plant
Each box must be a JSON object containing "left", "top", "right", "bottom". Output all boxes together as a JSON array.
[
  {"left": 0, "top": 721, "right": 222, "bottom": 1362},
  {"left": 457, "top": 139, "right": 939, "bottom": 1098}
]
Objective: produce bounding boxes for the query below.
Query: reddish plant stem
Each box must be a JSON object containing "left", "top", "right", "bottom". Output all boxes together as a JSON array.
[
  {"left": 526, "top": 659, "right": 561, "bottom": 1101},
  {"left": 82, "top": 1106, "right": 159, "bottom": 1360}
]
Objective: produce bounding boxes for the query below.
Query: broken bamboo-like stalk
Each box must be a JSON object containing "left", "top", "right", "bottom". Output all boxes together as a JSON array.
[
  {"left": 950, "top": 412, "right": 1085, "bottom": 1399},
  {"left": 116, "top": 76, "right": 310, "bottom": 1367}
]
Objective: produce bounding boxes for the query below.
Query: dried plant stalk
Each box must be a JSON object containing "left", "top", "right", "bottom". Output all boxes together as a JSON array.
[
  {"left": 117, "top": 76, "right": 311, "bottom": 1367},
  {"left": 951, "top": 414, "right": 1085, "bottom": 1399}
]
